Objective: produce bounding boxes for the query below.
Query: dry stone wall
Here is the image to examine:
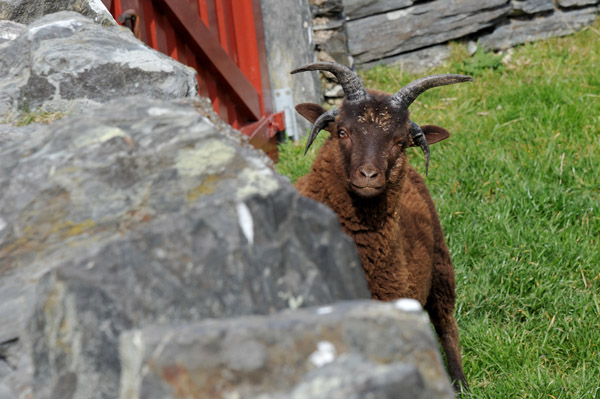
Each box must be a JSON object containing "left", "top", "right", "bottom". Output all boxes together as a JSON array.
[{"left": 310, "top": 0, "right": 599, "bottom": 102}]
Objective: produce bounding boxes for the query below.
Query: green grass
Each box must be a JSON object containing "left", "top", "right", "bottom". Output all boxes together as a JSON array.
[
  {"left": 278, "top": 21, "right": 600, "bottom": 398},
  {"left": 1, "top": 104, "right": 65, "bottom": 126}
]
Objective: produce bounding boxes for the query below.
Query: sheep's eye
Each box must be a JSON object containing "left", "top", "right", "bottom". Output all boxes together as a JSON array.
[{"left": 338, "top": 129, "right": 347, "bottom": 138}]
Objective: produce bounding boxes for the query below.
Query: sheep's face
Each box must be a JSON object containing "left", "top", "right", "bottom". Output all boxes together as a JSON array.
[
  {"left": 336, "top": 96, "right": 410, "bottom": 198},
  {"left": 296, "top": 94, "right": 451, "bottom": 199}
]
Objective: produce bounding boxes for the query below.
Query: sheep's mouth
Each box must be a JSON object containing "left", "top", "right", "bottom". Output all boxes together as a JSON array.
[{"left": 350, "top": 183, "right": 384, "bottom": 198}]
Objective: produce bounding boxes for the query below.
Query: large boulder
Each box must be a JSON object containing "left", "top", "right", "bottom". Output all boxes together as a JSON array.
[
  {"left": 0, "top": 11, "right": 198, "bottom": 118},
  {"left": 0, "top": 0, "right": 114, "bottom": 26},
  {"left": 119, "top": 300, "right": 454, "bottom": 399},
  {"left": 0, "top": 96, "right": 369, "bottom": 399}
]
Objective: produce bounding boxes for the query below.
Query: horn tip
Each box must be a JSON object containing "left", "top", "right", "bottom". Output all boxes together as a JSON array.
[{"left": 303, "top": 142, "right": 312, "bottom": 156}]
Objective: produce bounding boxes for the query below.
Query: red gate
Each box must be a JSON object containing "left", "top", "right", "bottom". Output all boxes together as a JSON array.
[{"left": 102, "top": 0, "right": 284, "bottom": 159}]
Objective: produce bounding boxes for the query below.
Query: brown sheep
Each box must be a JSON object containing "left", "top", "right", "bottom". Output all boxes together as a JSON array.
[{"left": 291, "top": 62, "right": 471, "bottom": 392}]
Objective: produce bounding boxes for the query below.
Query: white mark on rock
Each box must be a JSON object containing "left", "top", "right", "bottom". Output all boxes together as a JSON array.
[
  {"left": 309, "top": 341, "right": 336, "bottom": 367},
  {"left": 0, "top": 31, "right": 19, "bottom": 41},
  {"left": 131, "top": 330, "right": 143, "bottom": 350},
  {"left": 223, "top": 391, "right": 241, "bottom": 399},
  {"left": 235, "top": 167, "right": 279, "bottom": 200},
  {"left": 386, "top": 9, "right": 409, "bottom": 20},
  {"left": 85, "top": 261, "right": 95, "bottom": 270},
  {"left": 74, "top": 126, "right": 128, "bottom": 148},
  {"left": 147, "top": 107, "right": 171, "bottom": 116},
  {"left": 175, "top": 140, "right": 235, "bottom": 177},
  {"left": 27, "top": 19, "right": 83, "bottom": 40},
  {"left": 288, "top": 295, "right": 303, "bottom": 309},
  {"left": 154, "top": 248, "right": 167, "bottom": 259},
  {"left": 236, "top": 202, "right": 254, "bottom": 245},
  {"left": 0, "top": 217, "right": 6, "bottom": 232},
  {"left": 393, "top": 298, "right": 422, "bottom": 312},
  {"left": 316, "top": 306, "right": 333, "bottom": 315},
  {"left": 113, "top": 50, "right": 175, "bottom": 73},
  {"left": 99, "top": 128, "right": 128, "bottom": 143}
]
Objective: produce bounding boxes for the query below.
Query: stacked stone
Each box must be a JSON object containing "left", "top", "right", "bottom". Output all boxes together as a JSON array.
[
  {"left": 308, "top": 0, "right": 599, "bottom": 73},
  {"left": 308, "top": 0, "right": 350, "bottom": 105}
]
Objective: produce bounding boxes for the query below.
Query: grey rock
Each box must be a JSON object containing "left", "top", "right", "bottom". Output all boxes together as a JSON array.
[
  {"left": 558, "top": 0, "right": 599, "bottom": 7},
  {"left": 361, "top": 44, "right": 452, "bottom": 73},
  {"left": 325, "top": 84, "right": 344, "bottom": 97},
  {"left": 0, "top": 123, "right": 36, "bottom": 147},
  {"left": 258, "top": 357, "right": 426, "bottom": 399},
  {"left": 0, "top": 0, "right": 115, "bottom": 26},
  {"left": 0, "top": 96, "right": 368, "bottom": 398},
  {"left": 0, "top": 11, "right": 198, "bottom": 117},
  {"left": 346, "top": 0, "right": 511, "bottom": 65},
  {"left": 0, "top": 384, "right": 15, "bottom": 399},
  {"left": 308, "top": 0, "right": 344, "bottom": 17},
  {"left": 315, "top": 27, "right": 351, "bottom": 66},
  {"left": 0, "top": 20, "right": 25, "bottom": 43},
  {"left": 0, "top": 337, "right": 31, "bottom": 399},
  {"left": 481, "top": 6, "right": 599, "bottom": 50},
  {"left": 119, "top": 300, "right": 453, "bottom": 399},
  {"left": 467, "top": 40, "right": 478, "bottom": 55},
  {"left": 511, "top": 0, "right": 555, "bottom": 15},
  {"left": 344, "top": 0, "right": 415, "bottom": 21},
  {"left": 312, "top": 16, "right": 345, "bottom": 30}
]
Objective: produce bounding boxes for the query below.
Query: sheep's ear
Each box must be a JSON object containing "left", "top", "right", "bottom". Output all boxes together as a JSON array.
[
  {"left": 420, "top": 125, "right": 450, "bottom": 145},
  {"left": 295, "top": 103, "right": 336, "bottom": 133}
]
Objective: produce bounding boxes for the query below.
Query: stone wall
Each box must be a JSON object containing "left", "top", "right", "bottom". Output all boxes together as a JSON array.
[{"left": 309, "top": 0, "right": 599, "bottom": 103}]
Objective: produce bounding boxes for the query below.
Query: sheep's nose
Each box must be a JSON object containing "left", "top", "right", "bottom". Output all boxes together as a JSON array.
[{"left": 360, "top": 166, "right": 378, "bottom": 178}]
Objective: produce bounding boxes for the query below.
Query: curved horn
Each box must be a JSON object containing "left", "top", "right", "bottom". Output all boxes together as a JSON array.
[
  {"left": 304, "top": 109, "right": 339, "bottom": 156},
  {"left": 410, "top": 121, "right": 430, "bottom": 176},
  {"left": 291, "top": 62, "right": 368, "bottom": 102},
  {"left": 392, "top": 74, "right": 473, "bottom": 109}
]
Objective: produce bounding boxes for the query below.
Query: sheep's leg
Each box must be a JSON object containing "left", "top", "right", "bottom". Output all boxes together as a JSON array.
[
  {"left": 426, "top": 233, "right": 468, "bottom": 393},
  {"left": 430, "top": 311, "right": 468, "bottom": 393}
]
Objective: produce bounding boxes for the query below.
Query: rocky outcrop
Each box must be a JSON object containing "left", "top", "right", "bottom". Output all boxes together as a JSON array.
[
  {"left": 0, "top": 11, "right": 198, "bottom": 118},
  {"left": 0, "top": 0, "right": 114, "bottom": 26},
  {"left": 119, "top": 300, "right": 454, "bottom": 399},
  {"left": 1, "top": 95, "right": 370, "bottom": 399}
]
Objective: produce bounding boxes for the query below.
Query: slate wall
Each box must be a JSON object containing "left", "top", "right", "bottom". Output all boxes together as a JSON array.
[{"left": 309, "top": 0, "right": 599, "bottom": 103}]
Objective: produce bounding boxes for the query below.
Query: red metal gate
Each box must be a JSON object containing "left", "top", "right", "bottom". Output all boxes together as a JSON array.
[{"left": 102, "top": 0, "right": 284, "bottom": 159}]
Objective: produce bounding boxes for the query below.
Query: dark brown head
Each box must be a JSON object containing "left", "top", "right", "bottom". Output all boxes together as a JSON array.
[
  {"left": 118, "top": 9, "right": 142, "bottom": 40},
  {"left": 291, "top": 62, "right": 472, "bottom": 198}
]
